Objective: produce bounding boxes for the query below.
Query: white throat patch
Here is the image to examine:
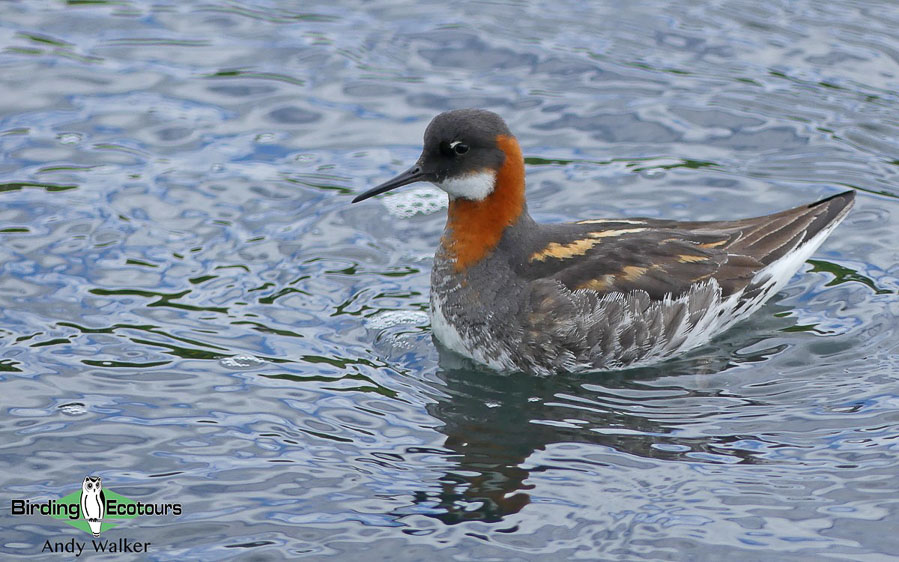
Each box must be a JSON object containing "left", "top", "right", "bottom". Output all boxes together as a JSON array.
[{"left": 433, "top": 170, "right": 496, "bottom": 201}]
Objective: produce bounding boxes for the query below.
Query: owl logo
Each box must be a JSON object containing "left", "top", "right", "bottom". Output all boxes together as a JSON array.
[{"left": 80, "top": 476, "right": 105, "bottom": 537}]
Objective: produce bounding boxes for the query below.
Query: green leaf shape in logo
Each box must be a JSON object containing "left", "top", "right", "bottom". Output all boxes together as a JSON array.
[{"left": 53, "top": 488, "right": 139, "bottom": 535}]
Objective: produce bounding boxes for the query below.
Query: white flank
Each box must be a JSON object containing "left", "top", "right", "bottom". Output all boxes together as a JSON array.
[
  {"left": 434, "top": 170, "right": 496, "bottom": 201},
  {"left": 677, "top": 207, "right": 852, "bottom": 355}
]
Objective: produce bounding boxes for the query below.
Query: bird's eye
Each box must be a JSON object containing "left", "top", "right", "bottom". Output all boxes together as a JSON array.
[
  {"left": 451, "top": 141, "right": 469, "bottom": 155},
  {"left": 86, "top": 483, "right": 92, "bottom": 489}
]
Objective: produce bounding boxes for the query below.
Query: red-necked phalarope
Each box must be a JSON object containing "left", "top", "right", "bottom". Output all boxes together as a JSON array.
[{"left": 352, "top": 109, "right": 855, "bottom": 375}]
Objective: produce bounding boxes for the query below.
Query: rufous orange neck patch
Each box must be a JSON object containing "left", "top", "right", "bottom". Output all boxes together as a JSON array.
[{"left": 442, "top": 134, "right": 525, "bottom": 272}]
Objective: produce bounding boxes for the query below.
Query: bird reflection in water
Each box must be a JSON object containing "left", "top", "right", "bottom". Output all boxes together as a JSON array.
[{"left": 408, "top": 304, "right": 796, "bottom": 524}]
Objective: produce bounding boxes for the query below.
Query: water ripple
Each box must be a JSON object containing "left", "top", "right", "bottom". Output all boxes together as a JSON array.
[{"left": 1, "top": 0, "right": 897, "bottom": 560}]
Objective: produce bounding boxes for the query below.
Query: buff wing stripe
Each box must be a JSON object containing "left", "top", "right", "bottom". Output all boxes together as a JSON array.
[{"left": 529, "top": 228, "right": 648, "bottom": 262}]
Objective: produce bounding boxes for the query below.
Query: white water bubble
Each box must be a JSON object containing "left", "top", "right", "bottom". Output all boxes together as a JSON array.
[
  {"left": 639, "top": 168, "right": 666, "bottom": 179},
  {"left": 384, "top": 187, "right": 447, "bottom": 218},
  {"left": 220, "top": 355, "right": 267, "bottom": 369},
  {"left": 58, "top": 403, "right": 87, "bottom": 416},
  {"left": 365, "top": 310, "right": 429, "bottom": 330},
  {"left": 56, "top": 133, "right": 82, "bottom": 145}
]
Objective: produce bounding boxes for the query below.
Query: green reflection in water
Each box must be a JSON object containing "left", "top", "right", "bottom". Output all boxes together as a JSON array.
[
  {"left": 524, "top": 155, "right": 719, "bottom": 172},
  {"left": 258, "top": 287, "right": 312, "bottom": 305},
  {"left": 262, "top": 367, "right": 399, "bottom": 399},
  {"left": 37, "top": 165, "right": 101, "bottom": 173},
  {"left": 807, "top": 259, "right": 893, "bottom": 294},
  {"left": 57, "top": 321, "right": 241, "bottom": 362},
  {"left": 332, "top": 289, "right": 423, "bottom": 318},
  {"left": 8, "top": 32, "right": 103, "bottom": 64},
  {"left": 230, "top": 320, "right": 304, "bottom": 338},
  {"left": 29, "top": 338, "right": 72, "bottom": 348},
  {"left": 196, "top": 5, "right": 339, "bottom": 24},
  {"left": 324, "top": 264, "right": 421, "bottom": 278},
  {"left": 204, "top": 68, "right": 305, "bottom": 86},
  {"left": 91, "top": 143, "right": 148, "bottom": 158},
  {"left": 283, "top": 175, "right": 353, "bottom": 195},
  {"left": 296, "top": 429, "right": 353, "bottom": 443},
  {"left": 89, "top": 288, "right": 229, "bottom": 313},
  {"left": 56, "top": 322, "right": 157, "bottom": 334},
  {"left": 104, "top": 38, "right": 211, "bottom": 47},
  {"left": 189, "top": 275, "right": 218, "bottom": 284},
  {"left": 0, "top": 182, "right": 78, "bottom": 193},
  {"left": 215, "top": 264, "right": 250, "bottom": 272},
  {"left": 126, "top": 259, "right": 159, "bottom": 268},
  {"left": 15, "top": 32, "right": 72, "bottom": 48},
  {"left": 780, "top": 323, "right": 827, "bottom": 334},
  {"left": 65, "top": 0, "right": 125, "bottom": 6},
  {"left": 830, "top": 182, "right": 897, "bottom": 201},
  {"left": 82, "top": 359, "right": 172, "bottom": 368},
  {"left": 0, "top": 359, "right": 23, "bottom": 372}
]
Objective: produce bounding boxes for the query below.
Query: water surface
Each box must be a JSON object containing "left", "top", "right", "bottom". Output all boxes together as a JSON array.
[{"left": 1, "top": 1, "right": 898, "bottom": 559}]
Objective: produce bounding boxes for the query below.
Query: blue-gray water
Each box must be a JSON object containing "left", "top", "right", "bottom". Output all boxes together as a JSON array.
[{"left": 2, "top": 1, "right": 898, "bottom": 560}]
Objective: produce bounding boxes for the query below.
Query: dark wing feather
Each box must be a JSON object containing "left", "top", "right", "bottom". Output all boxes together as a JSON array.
[{"left": 514, "top": 191, "right": 855, "bottom": 299}]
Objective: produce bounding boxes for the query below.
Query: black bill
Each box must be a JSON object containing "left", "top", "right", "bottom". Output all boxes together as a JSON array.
[{"left": 352, "top": 164, "right": 428, "bottom": 203}]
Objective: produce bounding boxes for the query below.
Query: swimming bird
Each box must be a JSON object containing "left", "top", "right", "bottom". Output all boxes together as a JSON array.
[{"left": 352, "top": 109, "right": 855, "bottom": 375}]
